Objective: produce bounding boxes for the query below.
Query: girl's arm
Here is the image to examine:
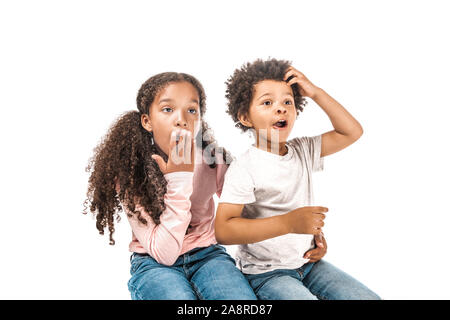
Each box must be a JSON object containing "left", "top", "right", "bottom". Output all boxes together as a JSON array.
[
  {"left": 215, "top": 162, "right": 229, "bottom": 198},
  {"left": 117, "top": 171, "right": 193, "bottom": 266}
]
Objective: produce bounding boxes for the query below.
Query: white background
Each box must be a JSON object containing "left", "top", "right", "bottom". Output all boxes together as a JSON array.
[{"left": 1, "top": 0, "right": 449, "bottom": 299}]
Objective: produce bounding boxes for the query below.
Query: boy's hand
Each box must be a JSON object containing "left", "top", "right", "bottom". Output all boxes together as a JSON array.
[
  {"left": 283, "top": 206, "right": 329, "bottom": 235},
  {"left": 152, "top": 128, "right": 195, "bottom": 174},
  {"left": 304, "top": 232, "right": 328, "bottom": 262},
  {"left": 283, "top": 66, "right": 321, "bottom": 99}
]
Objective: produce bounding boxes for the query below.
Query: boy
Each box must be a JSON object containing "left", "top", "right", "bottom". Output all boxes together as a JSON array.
[{"left": 215, "top": 59, "right": 380, "bottom": 300}]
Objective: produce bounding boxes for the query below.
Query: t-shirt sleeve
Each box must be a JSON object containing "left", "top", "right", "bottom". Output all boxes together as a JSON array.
[
  {"left": 218, "top": 160, "right": 256, "bottom": 204},
  {"left": 293, "top": 135, "right": 324, "bottom": 172}
]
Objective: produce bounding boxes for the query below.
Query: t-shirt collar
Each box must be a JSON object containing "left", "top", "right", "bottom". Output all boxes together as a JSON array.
[{"left": 249, "top": 142, "right": 294, "bottom": 161}]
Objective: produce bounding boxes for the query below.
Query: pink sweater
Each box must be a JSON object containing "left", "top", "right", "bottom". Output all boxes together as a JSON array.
[{"left": 118, "top": 157, "right": 228, "bottom": 266}]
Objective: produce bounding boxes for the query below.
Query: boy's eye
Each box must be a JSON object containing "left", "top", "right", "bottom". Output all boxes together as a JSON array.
[
  {"left": 285, "top": 100, "right": 293, "bottom": 105},
  {"left": 162, "top": 107, "right": 173, "bottom": 112},
  {"left": 263, "top": 101, "right": 272, "bottom": 106},
  {"left": 188, "top": 108, "right": 198, "bottom": 114}
]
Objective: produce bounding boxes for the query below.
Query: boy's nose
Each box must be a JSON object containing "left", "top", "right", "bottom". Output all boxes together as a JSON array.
[{"left": 276, "top": 106, "right": 287, "bottom": 114}]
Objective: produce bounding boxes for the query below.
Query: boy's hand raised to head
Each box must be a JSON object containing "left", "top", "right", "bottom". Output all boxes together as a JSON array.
[
  {"left": 152, "top": 128, "right": 195, "bottom": 174},
  {"left": 284, "top": 66, "right": 321, "bottom": 99},
  {"left": 282, "top": 206, "right": 329, "bottom": 235}
]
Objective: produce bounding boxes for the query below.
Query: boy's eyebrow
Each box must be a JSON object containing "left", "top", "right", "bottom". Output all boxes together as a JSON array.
[
  {"left": 256, "top": 93, "right": 272, "bottom": 100},
  {"left": 256, "top": 92, "right": 294, "bottom": 100}
]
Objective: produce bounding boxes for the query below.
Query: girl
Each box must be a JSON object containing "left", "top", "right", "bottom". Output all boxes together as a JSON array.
[{"left": 83, "top": 72, "right": 258, "bottom": 300}]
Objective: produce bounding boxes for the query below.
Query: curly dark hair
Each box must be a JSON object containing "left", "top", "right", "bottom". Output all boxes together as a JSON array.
[
  {"left": 225, "top": 58, "right": 308, "bottom": 132},
  {"left": 83, "top": 72, "right": 230, "bottom": 245}
]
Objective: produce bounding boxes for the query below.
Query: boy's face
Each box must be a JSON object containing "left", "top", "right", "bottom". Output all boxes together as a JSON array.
[{"left": 239, "top": 80, "right": 296, "bottom": 148}]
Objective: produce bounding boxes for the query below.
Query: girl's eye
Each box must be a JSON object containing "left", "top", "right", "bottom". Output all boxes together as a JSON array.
[
  {"left": 285, "top": 100, "right": 293, "bottom": 105},
  {"left": 263, "top": 101, "right": 272, "bottom": 106},
  {"left": 188, "top": 108, "right": 198, "bottom": 114},
  {"left": 162, "top": 107, "right": 173, "bottom": 112}
]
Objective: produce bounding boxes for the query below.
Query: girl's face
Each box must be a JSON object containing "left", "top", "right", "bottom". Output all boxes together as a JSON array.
[
  {"left": 142, "top": 81, "right": 201, "bottom": 156},
  {"left": 239, "top": 80, "right": 296, "bottom": 150}
]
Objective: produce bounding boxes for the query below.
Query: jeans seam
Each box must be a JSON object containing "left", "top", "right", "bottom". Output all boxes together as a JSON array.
[
  {"left": 128, "top": 282, "right": 144, "bottom": 300},
  {"left": 296, "top": 268, "right": 327, "bottom": 300},
  {"left": 190, "top": 281, "right": 203, "bottom": 300},
  {"left": 311, "top": 290, "right": 328, "bottom": 300},
  {"left": 247, "top": 275, "right": 268, "bottom": 294},
  {"left": 305, "top": 283, "right": 327, "bottom": 300},
  {"left": 256, "top": 291, "right": 270, "bottom": 300},
  {"left": 130, "top": 260, "right": 139, "bottom": 274}
]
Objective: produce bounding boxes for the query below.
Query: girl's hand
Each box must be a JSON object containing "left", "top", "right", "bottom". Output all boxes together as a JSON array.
[
  {"left": 283, "top": 66, "right": 321, "bottom": 99},
  {"left": 152, "top": 128, "right": 195, "bottom": 174},
  {"left": 303, "top": 232, "right": 328, "bottom": 263}
]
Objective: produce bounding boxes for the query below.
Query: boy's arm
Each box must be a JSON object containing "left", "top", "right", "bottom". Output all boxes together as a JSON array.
[
  {"left": 312, "top": 88, "right": 363, "bottom": 158},
  {"left": 215, "top": 203, "right": 289, "bottom": 245},
  {"left": 284, "top": 67, "right": 363, "bottom": 158},
  {"left": 215, "top": 203, "right": 328, "bottom": 245}
]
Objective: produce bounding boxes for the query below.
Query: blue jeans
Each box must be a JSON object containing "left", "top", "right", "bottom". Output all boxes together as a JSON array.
[
  {"left": 245, "top": 259, "right": 381, "bottom": 300},
  {"left": 128, "top": 244, "right": 257, "bottom": 300}
]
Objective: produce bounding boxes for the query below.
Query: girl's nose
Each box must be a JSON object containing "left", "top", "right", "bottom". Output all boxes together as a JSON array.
[
  {"left": 175, "top": 117, "right": 188, "bottom": 128},
  {"left": 173, "top": 109, "right": 188, "bottom": 127}
]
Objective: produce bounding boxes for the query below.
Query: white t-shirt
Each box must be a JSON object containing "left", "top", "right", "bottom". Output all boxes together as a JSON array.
[{"left": 219, "top": 135, "right": 324, "bottom": 274}]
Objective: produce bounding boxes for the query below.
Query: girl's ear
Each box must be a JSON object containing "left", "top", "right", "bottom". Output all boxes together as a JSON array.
[
  {"left": 238, "top": 112, "right": 253, "bottom": 128},
  {"left": 141, "top": 113, "right": 152, "bottom": 132}
]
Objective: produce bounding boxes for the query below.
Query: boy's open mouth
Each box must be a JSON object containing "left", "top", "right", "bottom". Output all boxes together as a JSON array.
[{"left": 273, "top": 119, "right": 288, "bottom": 129}]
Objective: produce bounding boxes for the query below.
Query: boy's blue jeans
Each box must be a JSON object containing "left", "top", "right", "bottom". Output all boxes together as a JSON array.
[
  {"left": 127, "top": 244, "right": 257, "bottom": 300},
  {"left": 244, "top": 259, "right": 381, "bottom": 300}
]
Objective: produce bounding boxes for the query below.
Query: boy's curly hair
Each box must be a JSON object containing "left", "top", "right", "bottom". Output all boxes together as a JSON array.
[
  {"left": 225, "top": 58, "right": 307, "bottom": 132},
  {"left": 83, "top": 72, "right": 230, "bottom": 245}
]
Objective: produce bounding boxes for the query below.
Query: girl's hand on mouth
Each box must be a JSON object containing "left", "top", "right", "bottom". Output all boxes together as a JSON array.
[{"left": 151, "top": 128, "right": 195, "bottom": 174}]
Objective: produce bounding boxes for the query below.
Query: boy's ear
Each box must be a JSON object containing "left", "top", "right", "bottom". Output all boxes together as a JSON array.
[
  {"left": 238, "top": 112, "right": 253, "bottom": 128},
  {"left": 141, "top": 113, "right": 153, "bottom": 132}
]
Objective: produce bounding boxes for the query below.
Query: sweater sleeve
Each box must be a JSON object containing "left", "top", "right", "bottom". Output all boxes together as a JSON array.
[
  {"left": 215, "top": 162, "right": 229, "bottom": 198},
  {"left": 118, "top": 172, "right": 194, "bottom": 266}
]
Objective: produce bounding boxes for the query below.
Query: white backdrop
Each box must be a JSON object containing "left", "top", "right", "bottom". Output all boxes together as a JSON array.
[{"left": 1, "top": 0, "right": 449, "bottom": 299}]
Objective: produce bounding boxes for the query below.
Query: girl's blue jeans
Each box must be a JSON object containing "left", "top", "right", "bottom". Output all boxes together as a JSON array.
[
  {"left": 127, "top": 244, "right": 257, "bottom": 300},
  {"left": 244, "top": 259, "right": 381, "bottom": 300}
]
